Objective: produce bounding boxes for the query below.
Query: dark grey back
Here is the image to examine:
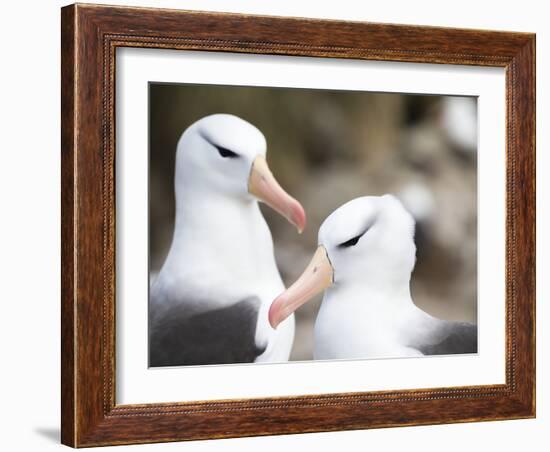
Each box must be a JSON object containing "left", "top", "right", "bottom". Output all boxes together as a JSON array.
[
  {"left": 149, "top": 297, "right": 265, "bottom": 367},
  {"left": 415, "top": 321, "right": 477, "bottom": 356}
]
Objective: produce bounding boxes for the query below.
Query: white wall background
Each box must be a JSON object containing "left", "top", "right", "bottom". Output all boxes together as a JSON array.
[{"left": 0, "top": 1, "right": 546, "bottom": 451}]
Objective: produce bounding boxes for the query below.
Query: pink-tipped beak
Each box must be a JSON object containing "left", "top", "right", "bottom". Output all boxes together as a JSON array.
[
  {"left": 248, "top": 155, "right": 306, "bottom": 233},
  {"left": 269, "top": 246, "right": 334, "bottom": 329}
]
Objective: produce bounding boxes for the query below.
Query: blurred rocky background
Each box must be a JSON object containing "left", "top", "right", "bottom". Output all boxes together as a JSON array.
[{"left": 149, "top": 83, "right": 477, "bottom": 361}]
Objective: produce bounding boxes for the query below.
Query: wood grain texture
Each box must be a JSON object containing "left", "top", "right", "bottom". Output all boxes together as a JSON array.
[
  {"left": 60, "top": 5, "right": 76, "bottom": 446},
  {"left": 60, "top": 3, "right": 536, "bottom": 447}
]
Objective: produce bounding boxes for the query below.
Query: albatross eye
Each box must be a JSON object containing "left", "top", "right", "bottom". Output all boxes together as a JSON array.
[
  {"left": 338, "top": 228, "right": 370, "bottom": 248},
  {"left": 338, "top": 235, "right": 362, "bottom": 248},
  {"left": 215, "top": 145, "right": 239, "bottom": 159}
]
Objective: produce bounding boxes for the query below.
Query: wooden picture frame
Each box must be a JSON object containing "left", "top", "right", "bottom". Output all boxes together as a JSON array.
[{"left": 61, "top": 3, "right": 535, "bottom": 447}]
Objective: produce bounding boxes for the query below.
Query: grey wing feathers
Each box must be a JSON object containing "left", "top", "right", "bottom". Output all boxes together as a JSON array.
[
  {"left": 149, "top": 297, "right": 266, "bottom": 367},
  {"left": 414, "top": 321, "right": 477, "bottom": 356}
]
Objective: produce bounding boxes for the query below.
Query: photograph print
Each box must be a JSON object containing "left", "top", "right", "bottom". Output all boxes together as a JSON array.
[{"left": 148, "top": 83, "right": 478, "bottom": 367}]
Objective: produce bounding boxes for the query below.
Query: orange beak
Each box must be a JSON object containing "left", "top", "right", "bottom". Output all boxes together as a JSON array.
[
  {"left": 248, "top": 155, "right": 306, "bottom": 233},
  {"left": 269, "top": 246, "right": 334, "bottom": 329}
]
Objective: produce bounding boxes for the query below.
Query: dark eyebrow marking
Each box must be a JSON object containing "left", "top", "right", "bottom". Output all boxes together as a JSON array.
[
  {"left": 338, "top": 226, "right": 370, "bottom": 248},
  {"left": 215, "top": 145, "right": 239, "bottom": 158},
  {"left": 198, "top": 129, "right": 239, "bottom": 158}
]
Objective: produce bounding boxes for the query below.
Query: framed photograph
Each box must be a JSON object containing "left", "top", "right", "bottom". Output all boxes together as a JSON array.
[{"left": 61, "top": 3, "right": 535, "bottom": 447}]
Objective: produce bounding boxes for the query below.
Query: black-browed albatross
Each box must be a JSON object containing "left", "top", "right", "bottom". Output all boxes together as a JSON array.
[
  {"left": 269, "top": 195, "right": 477, "bottom": 360},
  {"left": 150, "top": 114, "right": 305, "bottom": 367}
]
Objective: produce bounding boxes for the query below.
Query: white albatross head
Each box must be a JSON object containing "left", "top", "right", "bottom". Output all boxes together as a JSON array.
[
  {"left": 175, "top": 114, "right": 306, "bottom": 232},
  {"left": 269, "top": 195, "right": 416, "bottom": 328}
]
